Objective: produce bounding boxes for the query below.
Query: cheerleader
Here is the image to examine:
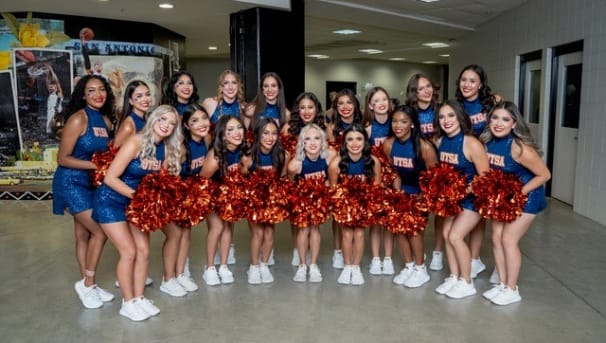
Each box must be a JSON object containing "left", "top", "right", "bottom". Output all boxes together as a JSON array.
[
  {"left": 479, "top": 101, "right": 550, "bottom": 305},
  {"left": 246, "top": 117, "right": 289, "bottom": 284},
  {"left": 326, "top": 89, "right": 364, "bottom": 269},
  {"left": 328, "top": 124, "right": 381, "bottom": 285},
  {"left": 287, "top": 124, "right": 336, "bottom": 282},
  {"left": 202, "top": 70, "right": 246, "bottom": 125},
  {"left": 114, "top": 81, "right": 151, "bottom": 147},
  {"left": 456, "top": 64, "right": 502, "bottom": 278},
  {"left": 433, "top": 100, "right": 489, "bottom": 299},
  {"left": 405, "top": 74, "right": 445, "bottom": 271},
  {"left": 245, "top": 72, "right": 290, "bottom": 129},
  {"left": 362, "top": 86, "right": 395, "bottom": 276},
  {"left": 200, "top": 115, "right": 251, "bottom": 285},
  {"left": 162, "top": 71, "right": 200, "bottom": 116},
  {"left": 282, "top": 92, "right": 328, "bottom": 266},
  {"left": 93, "top": 105, "right": 183, "bottom": 321},
  {"left": 383, "top": 105, "right": 438, "bottom": 288},
  {"left": 52, "top": 75, "right": 115, "bottom": 310}
]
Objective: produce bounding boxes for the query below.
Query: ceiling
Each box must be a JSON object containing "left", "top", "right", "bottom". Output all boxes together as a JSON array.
[{"left": 2, "top": 0, "right": 527, "bottom": 64}]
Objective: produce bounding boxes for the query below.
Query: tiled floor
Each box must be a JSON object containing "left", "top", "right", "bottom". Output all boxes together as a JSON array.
[{"left": 1, "top": 199, "right": 604, "bottom": 342}]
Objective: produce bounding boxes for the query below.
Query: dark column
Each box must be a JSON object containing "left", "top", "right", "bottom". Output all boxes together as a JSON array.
[{"left": 230, "top": 0, "right": 304, "bottom": 108}]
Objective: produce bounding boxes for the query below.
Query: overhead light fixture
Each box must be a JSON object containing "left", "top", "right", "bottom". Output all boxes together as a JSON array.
[
  {"left": 332, "top": 29, "right": 361, "bottom": 35},
  {"left": 159, "top": 3, "right": 174, "bottom": 9},
  {"left": 417, "top": 0, "right": 441, "bottom": 3},
  {"left": 389, "top": 58, "right": 405, "bottom": 61},
  {"left": 98, "top": 0, "right": 111, "bottom": 2},
  {"left": 358, "top": 49, "right": 383, "bottom": 54},
  {"left": 423, "top": 61, "right": 437, "bottom": 64},
  {"left": 308, "top": 54, "right": 329, "bottom": 59},
  {"left": 422, "top": 42, "right": 449, "bottom": 48},
  {"left": 208, "top": 46, "right": 218, "bottom": 51},
  {"left": 439, "top": 54, "right": 450, "bottom": 57}
]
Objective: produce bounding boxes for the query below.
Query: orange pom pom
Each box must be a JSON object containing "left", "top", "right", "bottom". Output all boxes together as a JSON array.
[
  {"left": 371, "top": 145, "right": 397, "bottom": 187},
  {"left": 90, "top": 142, "right": 118, "bottom": 188},
  {"left": 215, "top": 170, "right": 249, "bottom": 222},
  {"left": 173, "top": 176, "right": 215, "bottom": 228},
  {"left": 472, "top": 169, "right": 528, "bottom": 222},
  {"left": 290, "top": 177, "right": 332, "bottom": 228},
  {"left": 419, "top": 163, "right": 467, "bottom": 217},
  {"left": 280, "top": 132, "right": 297, "bottom": 157}
]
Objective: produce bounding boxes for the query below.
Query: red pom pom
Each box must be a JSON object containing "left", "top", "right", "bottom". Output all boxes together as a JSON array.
[
  {"left": 90, "top": 142, "right": 118, "bottom": 188},
  {"left": 371, "top": 145, "right": 397, "bottom": 187},
  {"left": 331, "top": 175, "right": 383, "bottom": 228},
  {"left": 419, "top": 163, "right": 467, "bottom": 217},
  {"left": 246, "top": 169, "right": 290, "bottom": 224},
  {"left": 380, "top": 189, "right": 428, "bottom": 235},
  {"left": 472, "top": 169, "right": 528, "bottom": 222},
  {"left": 280, "top": 132, "right": 297, "bottom": 157},
  {"left": 173, "top": 176, "right": 215, "bottom": 228},
  {"left": 289, "top": 177, "right": 332, "bottom": 228},
  {"left": 127, "top": 169, "right": 187, "bottom": 232},
  {"left": 215, "top": 170, "right": 249, "bottom": 222}
]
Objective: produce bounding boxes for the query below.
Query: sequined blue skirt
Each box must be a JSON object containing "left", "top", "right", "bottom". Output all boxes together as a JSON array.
[{"left": 52, "top": 167, "right": 94, "bottom": 215}]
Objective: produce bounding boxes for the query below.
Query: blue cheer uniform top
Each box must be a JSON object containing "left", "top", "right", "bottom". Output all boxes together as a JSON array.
[
  {"left": 211, "top": 148, "right": 241, "bottom": 181},
  {"left": 347, "top": 158, "right": 365, "bottom": 177},
  {"left": 463, "top": 98, "right": 487, "bottom": 137},
  {"left": 418, "top": 105, "right": 435, "bottom": 138},
  {"left": 390, "top": 137, "right": 425, "bottom": 194},
  {"left": 258, "top": 103, "right": 281, "bottom": 123},
  {"left": 370, "top": 117, "right": 391, "bottom": 147},
  {"left": 438, "top": 130, "right": 477, "bottom": 211},
  {"left": 250, "top": 151, "right": 275, "bottom": 172},
  {"left": 298, "top": 155, "right": 328, "bottom": 181},
  {"left": 92, "top": 142, "right": 165, "bottom": 223},
  {"left": 182, "top": 139, "right": 207, "bottom": 177},
  {"left": 486, "top": 135, "right": 546, "bottom": 214},
  {"left": 130, "top": 112, "right": 146, "bottom": 133},
  {"left": 52, "top": 107, "right": 110, "bottom": 215},
  {"left": 175, "top": 102, "right": 189, "bottom": 116},
  {"left": 210, "top": 100, "right": 240, "bottom": 124}
]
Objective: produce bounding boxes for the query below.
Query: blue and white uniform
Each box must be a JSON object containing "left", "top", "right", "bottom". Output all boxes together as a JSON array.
[
  {"left": 129, "top": 112, "right": 146, "bottom": 133},
  {"left": 369, "top": 117, "right": 391, "bottom": 147},
  {"left": 53, "top": 107, "right": 110, "bottom": 215},
  {"left": 210, "top": 100, "right": 240, "bottom": 124},
  {"left": 390, "top": 138, "right": 425, "bottom": 194},
  {"left": 462, "top": 98, "right": 487, "bottom": 137},
  {"left": 175, "top": 102, "right": 189, "bottom": 116},
  {"left": 250, "top": 151, "right": 275, "bottom": 172},
  {"left": 418, "top": 105, "right": 435, "bottom": 139},
  {"left": 438, "top": 130, "right": 477, "bottom": 211},
  {"left": 258, "top": 103, "right": 280, "bottom": 125},
  {"left": 486, "top": 135, "right": 546, "bottom": 214},
  {"left": 298, "top": 156, "right": 328, "bottom": 181},
  {"left": 183, "top": 139, "right": 207, "bottom": 177}
]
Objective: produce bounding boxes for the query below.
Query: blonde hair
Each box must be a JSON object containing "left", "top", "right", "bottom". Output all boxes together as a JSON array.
[
  {"left": 139, "top": 105, "right": 183, "bottom": 175},
  {"left": 215, "top": 70, "right": 246, "bottom": 107},
  {"left": 295, "top": 124, "right": 328, "bottom": 162}
]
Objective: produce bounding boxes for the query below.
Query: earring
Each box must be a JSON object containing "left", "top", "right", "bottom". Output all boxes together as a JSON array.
[{"left": 411, "top": 125, "right": 414, "bottom": 128}]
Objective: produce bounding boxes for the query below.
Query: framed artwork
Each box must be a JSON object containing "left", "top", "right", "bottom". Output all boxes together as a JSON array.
[{"left": 0, "top": 69, "right": 19, "bottom": 159}]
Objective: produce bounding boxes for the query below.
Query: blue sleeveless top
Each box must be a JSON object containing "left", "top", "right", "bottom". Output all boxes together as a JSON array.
[
  {"left": 250, "top": 151, "right": 274, "bottom": 172},
  {"left": 418, "top": 105, "right": 435, "bottom": 138},
  {"left": 210, "top": 100, "right": 241, "bottom": 124},
  {"left": 463, "top": 98, "right": 487, "bottom": 137},
  {"left": 370, "top": 117, "right": 391, "bottom": 147},
  {"left": 259, "top": 103, "right": 280, "bottom": 121},
  {"left": 130, "top": 112, "right": 146, "bottom": 132},
  {"left": 391, "top": 137, "right": 425, "bottom": 194},
  {"left": 72, "top": 107, "right": 110, "bottom": 160},
  {"left": 184, "top": 139, "right": 207, "bottom": 176},
  {"left": 175, "top": 102, "right": 188, "bottom": 116},
  {"left": 486, "top": 135, "right": 546, "bottom": 214},
  {"left": 299, "top": 156, "right": 328, "bottom": 180},
  {"left": 347, "top": 158, "right": 365, "bottom": 176}
]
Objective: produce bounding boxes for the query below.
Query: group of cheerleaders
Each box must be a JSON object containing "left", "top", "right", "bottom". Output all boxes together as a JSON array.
[{"left": 52, "top": 64, "right": 550, "bottom": 321}]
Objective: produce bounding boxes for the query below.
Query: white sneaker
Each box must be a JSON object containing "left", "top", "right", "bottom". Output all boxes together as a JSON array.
[
  {"left": 203, "top": 266, "right": 221, "bottom": 286},
  {"left": 490, "top": 286, "right": 521, "bottom": 305},
  {"left": 470, "top": 258, "right": 486, "bottom": 278},
  {"left": 429, "top": 251, "right": 443, "bottom": 271},
  {"left": 115, "top": 276, "right": 153, "bottom": 288},
  {"left": 382, "top": 257, "right": 395, "bottom": 275},
  {"left": 309, "top": 264, "right": 322, "bottom": 283},
  {"left": 489, "top": 268, "right": 500, "bottom": 284},
  {"left": 184, "top": 257, "right": 191, "bottom": 278},
  {"left": 267, "top": 249, "right": 275, "bottom": 266},
  {"left": 227, "top": 244, "right": 236, "bottom": 265},
  {"left": 247, "top": 265, "right": 261, "bottom": 285},
  {"left": 160, "top": 278, "right": 187, "bottom": 297},
  {"left": 293, "top": 265, "right": 307, "bottom": 282},
  {"left": 435, "top": 275, "right": 458, "bottom": 295},
  {"left": 482, "top": 283, "right": 505, "bottom": 300},
  {"left": 369, "top": 257, "right": 382, "bottom": 275},
  {"left": 291, "top": 248, "right": 300, "bottom": 266},
  {"left": 404, "top": 265, "right": 430, "bottom": 288},
  {"left": 393, "top": 264, "right": 414, "bottom": 285},
  {"left": 120, "top": 298, "right": 149, "bottom": 321},
  {"left": 137, "top": 296, "right": 160, "bottom": 316},
  {"left": 176, "top": 274, "right": 199, "bottom": 292},
  {"left": 95, "top": 285, "right": 115, "bottom": 302},
  {"left": 259, "top": 263, "right": 274, "bottom": 283},
  {"left": 337, "top": 265, "right": 352, "bottom": 284},
  {"left": 446, "top": 278, "right": 477, "bottom": 299},
  {"left": 332, "top": 250, "right": 344, "bottom": 269},
  {"left": 218, "top": 265, "right": 234, "bottom": 284},
  {"left": 74, "top": 279, "right": 103, "bottom": 309},
  {"left": 350, "top": 265, "right": 365, "bottom": 285}
]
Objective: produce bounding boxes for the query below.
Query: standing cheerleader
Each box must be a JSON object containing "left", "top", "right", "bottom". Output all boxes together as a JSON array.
[
  {"left": 246, "top": 117, "right": 289, "bottom": 284},
  {"left": 328, "top": 124, "right": 382, "bottom": 285},
  {"left": 162, "top": 71, "right": 200, "bottom": 116},
  {"left": 202, "top": 70, "right": 246, "bottom": 125},
  {"left": 383, "top": 105, "right": 438, "bottom": 288},
  {"left": 52, "top": 75, "right": 115, "bottom": 309},
  {"left": 433, "top": 100, "right": 489, "bottom": 299},
  {"left": 405, "top": 74, "right": 445, "bottom": 271},
  {"left": 114, "top": 80, "right": 151, "bottom": 147},
  {"left": 326, "top": 89, "right": 364, "bottom": 269},
  {"left": 456, "top": 64, "right": 502, "bottom": 278},
  {"left": 200, "top": 115, "right": 251, "bottom": 285},
  {"left": 288, "top": 124, "right": 336, "bottom": 282},
  {"left": 479, "top": 101, "right": 550, "bottom": 305},
  {"left": 362, "top": 86, "right": 395, "bottom": 276},
  {"left": 93, "top": 105, "right": 183, "bottom": 321},
  {"left": 245, "top": 72, "right": 290, "bottom": 129}
]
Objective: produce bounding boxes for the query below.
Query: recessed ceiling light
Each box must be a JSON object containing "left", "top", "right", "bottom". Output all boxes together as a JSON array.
[
  {"left": 332, "top": 29, "right": 361, "bottom": 35},
  {"left": 307, "top": 54, "right": 330, "bottom": 59},
  {"left": 439, "top": 54, "right": 450, "bottom": 57},
  {"left": 422, "top": 42, "right": 449, "bottom": 48},
  {"left": 208, "top": 46, "right": 218, "bottom": 50},
  {"left": 159, "top": 3, "right": 174, "bottom": 9},
  {"left": 98, "top": 0, "right": 111, "bottom": 2},
  {"left": 389, "top": 58, "right": 405, "bottom": 61},
  {"left": 423, "top": 61, "right": 437, "bottom": 64},
  {"left": 358, "top": 49, "right": 383, "bottom": 54},
  {"left": 417, "top": 0, "right": 441, "bottom": 3}
]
